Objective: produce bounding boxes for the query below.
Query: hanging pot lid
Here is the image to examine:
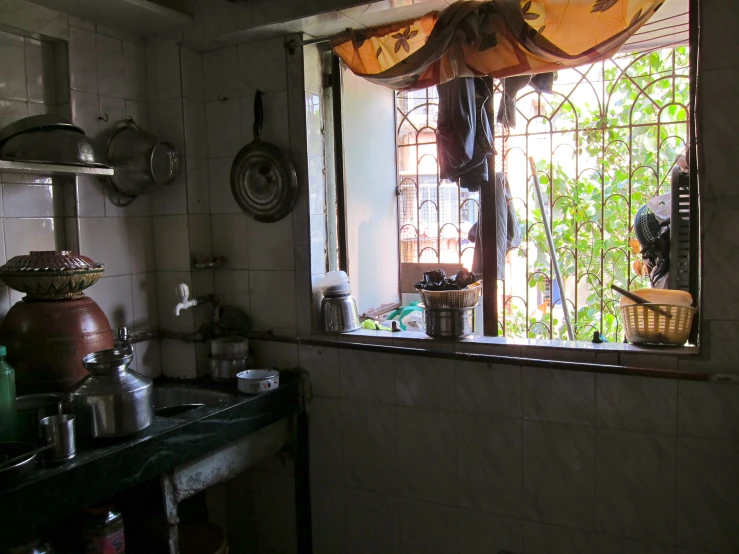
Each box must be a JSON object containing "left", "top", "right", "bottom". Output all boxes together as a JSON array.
[{"left": 230, "top": 90, "right": 298, "bottom": 223}]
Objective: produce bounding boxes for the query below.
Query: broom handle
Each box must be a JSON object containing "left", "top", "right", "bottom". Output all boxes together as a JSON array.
[{"left": 528, "top": 157, "right": 575, "bottom": 341}]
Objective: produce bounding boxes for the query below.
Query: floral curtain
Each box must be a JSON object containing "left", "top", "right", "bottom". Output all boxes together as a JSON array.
[{"left": 330, "top": 0, "right": 665, "bottom": 90}]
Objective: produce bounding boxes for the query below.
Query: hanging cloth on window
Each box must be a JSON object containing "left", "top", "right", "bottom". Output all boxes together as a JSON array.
[
  {"left": 437, "top": 77, "right": 493, "bottom": 192},
  {"left": 469, "top": 172, "right": 522, "bottom": 280},
  {"left": 497, "top": 72, "right": 555, "bottom": 128},
  {"left": 330, "top": 0, "right": 665, "bottom": 91}
]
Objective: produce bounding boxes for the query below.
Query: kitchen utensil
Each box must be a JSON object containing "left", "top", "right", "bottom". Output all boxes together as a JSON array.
[
  {"left": 620, "top": 303, "right": 696, "bottom": 345},
  {"left": 321, "top": 289, "right": 360, "bottom": 333},
  {"left": 0, "top": 114, "right": 82, "bottom": 145},
  {"left": 0, "top": 442, "right": 39, "bottom": 486},
  {"left": 211, "top": 337, "right": 249, "bottom": 358},
  {"left": 230, "top": 90, "right": 298, "bottom": 222},
  {"left": 105, "top": 119, "right": 180, "bottom": 197},
  {"left": 0, "top": 444, "right": 53, "bottom": 470},
  {"left": 416, "top": 283, "right": 482, "bottom": 309},
  {"left": 0, "top": 114, "right": 105, "bottom": 168},
  {"left": 423, "top": 305, "right": 477, "bottom": 339},
  {"left": 70, "top": 348, "right": 153, "bottom": 438},
  {"left": 15, "top": 394, "right": 64, "bottom": 441},
  {"left": 208, "top": 356, "right": 248, "bottom": 382},
  {"left": 236, "top": 369, "right": 279, "bottom": 394},
  {"left": 40, "top": 414, "right": 76, "bottom": 463},
  {"left": 0, "top": 129, "right": 106, "bottom": 167},
  {"left": 0, "top": 251, "right": 105, "bottom": 300},
  {"left": 0, "top": 295, "right": 113, "bottom": 393},
  {"left": 610, "top": 284, "right": 673, "bottom": 318}
]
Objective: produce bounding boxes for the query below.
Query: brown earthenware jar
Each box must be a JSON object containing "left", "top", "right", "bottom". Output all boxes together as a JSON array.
[{"left": 0, "top": 296, "right": 113, "bottom": 393}]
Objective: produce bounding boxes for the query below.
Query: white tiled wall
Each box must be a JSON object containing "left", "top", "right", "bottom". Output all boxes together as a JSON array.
[
  {"left": 0, "top": 13, "right": 162, "bottom": 378},
  {"left": 199, "top": 35, "right": 312, "bottom": 339}
]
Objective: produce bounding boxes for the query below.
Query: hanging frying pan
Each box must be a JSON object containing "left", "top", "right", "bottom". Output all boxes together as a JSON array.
[{"left": 230, "top": 90, "right": 298, "bottom": 222}]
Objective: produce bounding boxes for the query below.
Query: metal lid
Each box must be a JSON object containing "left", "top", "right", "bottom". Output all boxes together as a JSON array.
[{"left": 81, "top": 348, "right": 134, "bottom": 375}]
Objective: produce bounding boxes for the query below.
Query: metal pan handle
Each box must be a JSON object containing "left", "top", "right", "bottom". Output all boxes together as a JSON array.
[{"left": 253, "top": 90, "right": 263, "bottom": 139}]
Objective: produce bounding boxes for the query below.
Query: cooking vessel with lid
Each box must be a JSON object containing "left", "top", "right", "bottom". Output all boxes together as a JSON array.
[
  {"left": 69, "top": 348, "right": 153, "bottom": 438},
  {"left": 230, "top": 90, "right": 298, "bottom": 222}
]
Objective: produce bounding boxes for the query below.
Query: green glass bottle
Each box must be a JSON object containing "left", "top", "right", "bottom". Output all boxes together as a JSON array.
[{"left": 0, "top": 346, "right": 16, "bottom": 441}]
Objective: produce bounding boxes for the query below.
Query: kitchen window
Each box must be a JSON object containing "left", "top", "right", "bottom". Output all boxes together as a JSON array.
[
  {"left": 396, "top": 45, "right": 696, "bottom": 342},
  {"left": 322, "top": 1, "right": 698, "bottom": 346}
]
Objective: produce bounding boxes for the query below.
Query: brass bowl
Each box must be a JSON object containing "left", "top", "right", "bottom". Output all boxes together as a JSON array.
[{"left": 0, "top": 251, "right": 105, "bottom": 300}]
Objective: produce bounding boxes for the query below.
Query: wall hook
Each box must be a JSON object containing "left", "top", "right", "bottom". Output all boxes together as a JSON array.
[
  {"left": 218, "top": 95, "right": 228, "bottom": 102},
  {"left": 98, "top": 113, "right": 109, "bottom": 122}
]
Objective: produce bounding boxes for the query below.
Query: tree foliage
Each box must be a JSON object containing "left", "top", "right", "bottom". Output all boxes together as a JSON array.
[{"left": 502, "top": 47, "right": 690, "bottom": 341}]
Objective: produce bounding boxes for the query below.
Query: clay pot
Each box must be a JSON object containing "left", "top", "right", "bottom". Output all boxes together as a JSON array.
[{"left": 0, "top": 296, "right": 113, "bottom": 393}]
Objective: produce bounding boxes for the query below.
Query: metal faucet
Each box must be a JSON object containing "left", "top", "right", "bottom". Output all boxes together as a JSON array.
[{"left": 174, "top": 283, "right": 219, "bottom": 317}]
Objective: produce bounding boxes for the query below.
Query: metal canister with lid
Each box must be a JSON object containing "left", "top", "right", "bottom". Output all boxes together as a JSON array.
[{"left": 82, "top": 506, "right": 125, "bottom": 553}]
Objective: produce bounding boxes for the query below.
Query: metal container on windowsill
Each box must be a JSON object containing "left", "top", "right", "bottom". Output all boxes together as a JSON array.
[{"left": 422, "top": 304, "right": 477, "bottom": 339}]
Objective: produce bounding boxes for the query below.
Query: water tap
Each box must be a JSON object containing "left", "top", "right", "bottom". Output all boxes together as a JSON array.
[
  {"left": 174, "top": 283, "right": 198, "bottom": 316},
  {"left": 174, "top": 283, "right": 219, "bottom": 319}
]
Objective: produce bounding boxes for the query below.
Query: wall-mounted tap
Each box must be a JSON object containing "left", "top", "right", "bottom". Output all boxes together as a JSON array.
[
  {"left": 174, "top": 283, "right": 197, "bottom": 316},
  {"left": 174, "top": 283, "right": 219, "bottom": 317}
]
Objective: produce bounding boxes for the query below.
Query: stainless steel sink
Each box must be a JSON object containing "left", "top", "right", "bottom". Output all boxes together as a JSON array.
[{"left": 152, "top": 385, "right": 235, "bottom": 417}]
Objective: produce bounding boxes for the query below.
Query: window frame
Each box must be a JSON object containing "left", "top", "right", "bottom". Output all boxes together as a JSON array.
[{"left": 324, "top": 0, "right": 700, "bottom": 348}]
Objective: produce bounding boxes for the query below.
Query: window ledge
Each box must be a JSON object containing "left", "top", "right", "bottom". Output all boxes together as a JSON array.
[
  {"left": 332, "top": 328, "right": 699, "bottom": 358},
  {"left": 247, "top": 330, "right": 739, "bottom": 383}
]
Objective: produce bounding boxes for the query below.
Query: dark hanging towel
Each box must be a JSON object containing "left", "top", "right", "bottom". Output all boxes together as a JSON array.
[
  {"left": 469, "top": 172, "right": 522, "bottom": 280},
  {"left": 436, "top": 77, "right": 494, "bottom": 192}
]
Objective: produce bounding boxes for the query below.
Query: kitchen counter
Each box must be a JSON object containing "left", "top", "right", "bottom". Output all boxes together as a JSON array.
[{"left": 0, "top": 371, "right": 309, "bottom": 550}]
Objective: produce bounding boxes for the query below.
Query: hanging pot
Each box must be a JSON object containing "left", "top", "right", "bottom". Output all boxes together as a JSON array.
[
  {"left": 105, "top": 119, "right": 180, "bottom": 197},
  {"left": 230, "top": 90, "right": 298, "bottom": 222}
]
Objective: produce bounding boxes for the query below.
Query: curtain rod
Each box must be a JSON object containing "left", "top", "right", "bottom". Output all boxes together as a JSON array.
[
  {"left": 285, "top": 34, "right": 340, "bottom": 54},
  {"left": 284, "top": 10, "right": 689, "bottom": 54}
]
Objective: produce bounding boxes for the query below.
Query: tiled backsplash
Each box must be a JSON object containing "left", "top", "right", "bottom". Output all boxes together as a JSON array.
[
  {"left": 287, "top": 344, "right": 736, "bottom": 554},
  {"left": 0, "top": 19, "right": 161, "bottom": 377}
]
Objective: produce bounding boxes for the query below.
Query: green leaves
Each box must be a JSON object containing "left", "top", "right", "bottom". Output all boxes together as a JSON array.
[{"left": 500, "top": 46, "right": 689, "bottom": 341}]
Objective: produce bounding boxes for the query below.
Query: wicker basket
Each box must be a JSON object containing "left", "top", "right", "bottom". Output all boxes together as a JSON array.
[
  {"left": 416, "top": 283, "right": 482, "bottom": 309},
  {"left": 620, "top": 303, "right": 696, "bottom": 345}
]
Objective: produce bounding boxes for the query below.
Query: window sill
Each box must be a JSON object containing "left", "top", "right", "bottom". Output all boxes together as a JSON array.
[
  {"left": 333, "top": 328, "right": 699, "bottom": 358},
  {"left": 248, "top": 328, "right": 725, "bottom": 383}
]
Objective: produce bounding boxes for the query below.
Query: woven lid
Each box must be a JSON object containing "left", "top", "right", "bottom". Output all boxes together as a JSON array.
[{"left": 0, "top": 251, "right": 104, "bottom": 272}]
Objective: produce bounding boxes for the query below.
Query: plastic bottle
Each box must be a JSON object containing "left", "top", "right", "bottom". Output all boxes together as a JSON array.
[{"left": 0, "top": 345, "right": 16, "bottom": 441}]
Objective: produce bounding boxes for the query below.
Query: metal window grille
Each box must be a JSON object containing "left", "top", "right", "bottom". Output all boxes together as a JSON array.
[{"left": 396, "top": 47, "right": 691, "bottom": 340}]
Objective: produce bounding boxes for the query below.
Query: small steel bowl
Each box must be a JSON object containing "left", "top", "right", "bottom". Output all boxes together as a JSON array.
[{"left": 236, "top": 369, "right": 279, "bottom": 395}]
